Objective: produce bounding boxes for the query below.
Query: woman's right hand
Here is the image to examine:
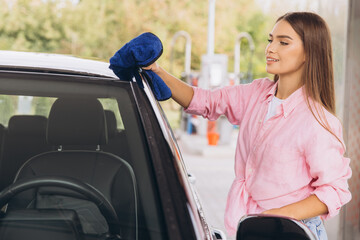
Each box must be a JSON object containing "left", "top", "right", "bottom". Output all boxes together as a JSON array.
[
  {"left": 142, "top": 62, "right": 194, "bottom": 108},
  {"left": 142, "top": 62, "right": 160, "bottom": 74}
]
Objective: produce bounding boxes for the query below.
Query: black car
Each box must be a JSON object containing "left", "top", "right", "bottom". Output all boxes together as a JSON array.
[{"left": 0, "top": 51, "right": 226, "bottom": 240}]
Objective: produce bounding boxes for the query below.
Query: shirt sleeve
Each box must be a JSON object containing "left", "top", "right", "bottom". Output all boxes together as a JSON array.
[
  {"left": 185, "top": 78, "right": 265, "bottom": 125},
  {"left": 305, "top": 117, "right": 352, "bottom": 220}
]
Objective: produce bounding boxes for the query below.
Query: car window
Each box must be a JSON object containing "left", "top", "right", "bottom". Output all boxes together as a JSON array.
[
  {"left": 99, "top": 98, "right": 124, "bottom": 130},
  {"left": 0, "top": 73, "right": 167, "bottom": 240},
  {"left": 0, "top": 96, "right": 125, "bottom": 130},
  {"left": 0, "top": 95, "right": 56, "bottom": 126}
]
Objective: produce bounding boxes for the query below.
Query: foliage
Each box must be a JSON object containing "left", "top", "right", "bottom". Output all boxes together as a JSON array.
[
  {"left": 0, "top": 0, "right": 272, "bottom": 79},
  {"left": 0, "top": 95, "right": 17, "bottom": 126},
  {"left": 0, "top": 0, "right": 273, "bottom": 128}
]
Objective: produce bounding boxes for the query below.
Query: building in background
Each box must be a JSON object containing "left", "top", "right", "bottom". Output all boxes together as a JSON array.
[{"left": 343, "top": 0, "right": 360, "bottom": 239}]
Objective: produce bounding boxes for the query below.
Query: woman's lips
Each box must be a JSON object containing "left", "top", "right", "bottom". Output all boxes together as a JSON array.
[{"left": 266, "top": 57, "right": 279, "bottom": 64}]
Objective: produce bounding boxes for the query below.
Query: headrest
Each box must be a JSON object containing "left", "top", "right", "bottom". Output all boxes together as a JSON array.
[
  {"left": 47, "top": 98, "right": 107, "bottom": 146},
  {"left": 104, "top": 110, "right": 117, "bottom": 139},
  {"left": 8, "top": 115, "right": 47, "bottom": 136}
]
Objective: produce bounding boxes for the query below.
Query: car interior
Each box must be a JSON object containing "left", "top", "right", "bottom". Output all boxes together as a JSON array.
[{"left": 0, "top": 75, "right": 168, "bottom": 240}]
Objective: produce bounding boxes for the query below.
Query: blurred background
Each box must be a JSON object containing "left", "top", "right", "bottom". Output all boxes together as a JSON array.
[
  {"left": 0, "top": 0, "right": 359, "bottom": 239},
  {"left": 0, "top": 0, "right": 348, "bottom": 128}
]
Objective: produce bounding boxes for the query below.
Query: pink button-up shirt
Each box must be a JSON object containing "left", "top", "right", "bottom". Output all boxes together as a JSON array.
[{"left": 185, "top": 78, "right": 352, "bottom": 236}]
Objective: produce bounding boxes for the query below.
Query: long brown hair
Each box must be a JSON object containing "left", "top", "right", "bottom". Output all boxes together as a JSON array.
[{"left": 274, "top": 12, "right": 343, "bottom": 147}]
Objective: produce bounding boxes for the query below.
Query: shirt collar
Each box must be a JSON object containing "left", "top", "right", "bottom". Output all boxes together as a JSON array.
[
  {"left": 263, "top": 81, "right": 305, "bottom": 118},
  {"left": 263, "top": 81, "right": 278, "bottom": 103}
]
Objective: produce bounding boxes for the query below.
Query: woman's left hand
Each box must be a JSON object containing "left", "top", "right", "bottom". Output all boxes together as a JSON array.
[
  {"left": 261, "top": 195, "right": 328, "bottom": 221},
  {"left": 261, "top": 208, "right": 294, "bottom": 219}
]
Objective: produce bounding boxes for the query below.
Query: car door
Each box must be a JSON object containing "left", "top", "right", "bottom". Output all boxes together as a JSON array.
[{"left": 131, "top": 79, "right": 213, "bottom": 240}]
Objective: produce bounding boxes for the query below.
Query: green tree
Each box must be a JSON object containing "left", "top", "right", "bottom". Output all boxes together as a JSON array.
[
  {"left": 0, "top": 0, "right": 67, "bottom": 52},
  {"left": 0, "top": 96, "right": 17, "bottom": 126},
  {"left": 0, "top": 0, "right": 273, "bottom": 128},
  {"left": 0, "top": 0, "right": 272, "bottom": 78}
]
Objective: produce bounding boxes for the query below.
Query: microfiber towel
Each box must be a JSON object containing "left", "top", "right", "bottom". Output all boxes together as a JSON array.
[{"left": 109, "top": 32, "right": 172, "bottom": 101}]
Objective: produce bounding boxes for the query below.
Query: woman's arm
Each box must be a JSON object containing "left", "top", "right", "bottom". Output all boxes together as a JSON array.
[
  {"left": 143, "top": 62, "right": 194, "bottom": 108},
  {"left": 262, "top": 194, "right": 328, "bottom": 220}
]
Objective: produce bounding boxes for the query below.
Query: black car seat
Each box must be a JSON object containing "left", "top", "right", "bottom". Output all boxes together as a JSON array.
[
  {"left": 0, "top": 115, "right": 51, "bottom": 191},
  {"left": 102, "top": 110, "right": 132, "bottom": 163},
  {"left": 0, "top": 124, "right": 5, "bottom": 166},
  {"left": 7, "top": 98, "right": 137, "bottom": 239},
  {"left": 0, "top": 124, "right": 5, "bottom": 148}
]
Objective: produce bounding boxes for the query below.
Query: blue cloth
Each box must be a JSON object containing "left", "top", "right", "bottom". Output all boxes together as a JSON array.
[
  {"left": 302, "top": 216, "right": 328, "bottom": 240},
  {"left": 109, "top": 32, "right": 172, "bottom": 101}
]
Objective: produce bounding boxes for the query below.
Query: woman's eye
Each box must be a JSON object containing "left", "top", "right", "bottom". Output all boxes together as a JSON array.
[
  {"left": 267, "top": 39, "right": 273, "bottom": 43},
  {"left": 280, "top": 41, "right": 289, "bottom": 45}
]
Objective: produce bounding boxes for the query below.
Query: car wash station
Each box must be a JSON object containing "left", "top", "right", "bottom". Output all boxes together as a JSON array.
[{"left": 170, "top": 2, "right": 255, "bottom": 146}]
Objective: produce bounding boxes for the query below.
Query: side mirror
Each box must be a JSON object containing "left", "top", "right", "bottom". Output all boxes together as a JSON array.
[
  {"left": 236, "top": 214, "right": 317, "bottom": 240},
  {"left": 211, "top": 228, "right": 227, "bottom": 240}
]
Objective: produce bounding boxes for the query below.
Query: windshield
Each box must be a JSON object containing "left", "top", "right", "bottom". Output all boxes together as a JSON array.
[{"left": 0, "top": 72, "right": 167, "bottom": 240}]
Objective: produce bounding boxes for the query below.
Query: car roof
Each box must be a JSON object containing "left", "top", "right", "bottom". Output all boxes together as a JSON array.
[{"left": 0, "top": 50, "right": 118, "bottom": 79}]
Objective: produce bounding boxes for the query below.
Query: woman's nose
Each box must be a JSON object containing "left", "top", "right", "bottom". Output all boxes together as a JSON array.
[{"left": 266, "top": 44, "right": 276, "bottom": 54}]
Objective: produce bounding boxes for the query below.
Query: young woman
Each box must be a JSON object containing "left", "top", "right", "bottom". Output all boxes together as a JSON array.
[{"left": 144, "top": 12, "right": 352, "bottom": 239}]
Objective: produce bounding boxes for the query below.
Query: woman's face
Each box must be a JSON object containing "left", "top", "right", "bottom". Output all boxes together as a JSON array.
[{"left": 265, "top": 20, "right": 305, "bottom": 80}]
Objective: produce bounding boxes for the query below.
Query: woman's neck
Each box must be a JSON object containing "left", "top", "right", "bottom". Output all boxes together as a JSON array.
[{"left": 276, "top": 75, "right": 303, "bottom": 99}]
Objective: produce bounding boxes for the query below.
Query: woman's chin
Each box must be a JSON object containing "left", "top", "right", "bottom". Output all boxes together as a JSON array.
[{"left": 265, "top": 68, "right": 276, "bottom": 75}]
